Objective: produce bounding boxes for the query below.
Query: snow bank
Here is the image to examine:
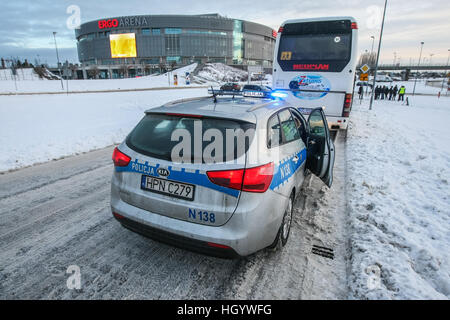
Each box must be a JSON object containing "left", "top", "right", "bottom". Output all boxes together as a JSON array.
[
  {"left": 195, "top": 63, "right": 248, "bottom": 83},
  {"left": 0, "top": 64, "right": 201, "bottom": 94},
  {"left": 0, "top": 88, "right": 208, "bottom": 172},
  {"left": 371, "top": 79, "right": 447, "bottom": 96},
  {"left": 0, "top": 68, "right": 44, "bottom": 81},
  {"left": 347, "top": 95, "right": 450, "bottom": 299}
]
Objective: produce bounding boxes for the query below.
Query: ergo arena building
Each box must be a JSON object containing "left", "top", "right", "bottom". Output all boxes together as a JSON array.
[{"left": 75, "top": 14, "right": 277, "bottom": 79}]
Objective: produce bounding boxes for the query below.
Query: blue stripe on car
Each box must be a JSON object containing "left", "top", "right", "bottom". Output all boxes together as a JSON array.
[
  {"left": 115, "top": 159, "right": 240, "bottom": 198},
  {"left": 270, "top": 148, "right": 307, "bottom": 190}
]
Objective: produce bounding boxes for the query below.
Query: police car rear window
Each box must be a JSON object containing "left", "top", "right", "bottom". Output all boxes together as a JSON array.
[{"left": 126, "top": 113, "right": 256, "bottom": 163}]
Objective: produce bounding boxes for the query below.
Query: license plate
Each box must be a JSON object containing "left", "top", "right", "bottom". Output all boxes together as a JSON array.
[{"left": 141, "top": 175, "right": 195, "bottom": 201}]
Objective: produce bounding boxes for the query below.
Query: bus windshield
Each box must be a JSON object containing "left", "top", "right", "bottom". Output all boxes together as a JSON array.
[
  {"left": 278, "top": 33, "right": 351, "bottom": 61},
  {"left": 277, "top": 20, "right": 353, "bottom": 72}
]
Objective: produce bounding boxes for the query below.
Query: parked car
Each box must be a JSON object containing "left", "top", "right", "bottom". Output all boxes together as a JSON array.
[
  {"left": 111, "top": 94, "right": 335, "bottom": 258},
  {"left": 220, "top": 82, "right": 241, "bottom": 92},
  {"left": 242, "top": 84, "right": 272, "bottom": 98}
]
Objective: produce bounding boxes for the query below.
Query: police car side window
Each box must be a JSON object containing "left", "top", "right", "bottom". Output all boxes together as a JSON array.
[
  {"left": 267, "top": 114, "right": 281, "bottom": 148},
  {"left": 290, "top": 109, "right": 307, "bottom": 144},
  {"left": 278, "top": 109, "right": 300, "bottom": 143}
]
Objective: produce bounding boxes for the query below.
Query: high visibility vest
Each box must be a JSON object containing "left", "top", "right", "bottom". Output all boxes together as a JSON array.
[{"left": 399, "top": 87, "right": 406, "bottom": 94}]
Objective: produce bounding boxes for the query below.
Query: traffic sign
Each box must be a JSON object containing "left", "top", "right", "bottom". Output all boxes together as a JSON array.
[
  {"left": 360, "top": 64, "right": 371, "bottom": 74},
  {"left": 360, "top": 73, "right": 369, "bottom": 81}
]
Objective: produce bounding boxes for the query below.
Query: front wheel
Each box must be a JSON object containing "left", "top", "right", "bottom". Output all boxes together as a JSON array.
[{"left": 267, "top": 193, "right": 294, "bottom": 250}]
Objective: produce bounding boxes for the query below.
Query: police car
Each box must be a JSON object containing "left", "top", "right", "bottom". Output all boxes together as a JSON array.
[{"left": 111, "top": 91, "right": 335, "bottom": 258}]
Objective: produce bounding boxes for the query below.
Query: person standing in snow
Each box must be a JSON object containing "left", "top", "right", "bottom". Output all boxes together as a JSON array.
[
  {"left": 393, "top": 85, "right": 398, "bottom": 100},
  {"left": 398, "top": 85, "right": 406, "bottom": 101},
  {"left": 358, "top": 85, "right": 363, "bottom": 100},
  {"left": 388, "top": 86, "right": 394, "bottom": 100}
]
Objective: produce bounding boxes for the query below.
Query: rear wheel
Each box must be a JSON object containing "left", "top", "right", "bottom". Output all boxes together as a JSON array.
[{"left": 268, "top": 192, "right": 294, "bottom": 250}]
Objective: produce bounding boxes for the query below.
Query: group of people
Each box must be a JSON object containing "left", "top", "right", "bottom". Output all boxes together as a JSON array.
[{"left": 374, "top": 85, "right": 406, "bottom": 101}]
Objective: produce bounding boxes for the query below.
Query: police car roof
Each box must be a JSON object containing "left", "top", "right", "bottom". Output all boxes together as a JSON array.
[{"left": 145, "top": 96, "right": 289, "bottom": 123}]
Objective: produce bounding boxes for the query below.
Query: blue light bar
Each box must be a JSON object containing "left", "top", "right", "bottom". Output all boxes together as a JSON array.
[{"left": 271, "top": 91, "right": 288, "bottom": 99}]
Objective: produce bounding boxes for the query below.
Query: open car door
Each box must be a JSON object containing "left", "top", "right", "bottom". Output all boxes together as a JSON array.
[{"left": 306, "top": 108, "right": 335, "bottom": 187}]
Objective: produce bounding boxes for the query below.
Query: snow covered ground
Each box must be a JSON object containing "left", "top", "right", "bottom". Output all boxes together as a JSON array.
[
  {"left": 1, "top": 77, "right": 449, "bottom": 299},
  {"left": 0, "top": 64, "right": 202, "bottom": 94},
  {"left": 347, "top": 95, "right": 450, "bottom": 299},
  {"left": 0, "top": 88, "right": 208, "bottom": 172},
  {"left": 370, "top": 79, "right": 448, "bottom": 96},
  {"left": 194, "top": 63, "right": 248, "bottom": 83}
]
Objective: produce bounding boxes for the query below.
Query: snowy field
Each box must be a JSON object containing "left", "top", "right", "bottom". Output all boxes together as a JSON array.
[
  {"left": 363, "top": 79, "right": 447, "bottom": 96},
  {"left": 347, "top": 95, "right": 450, "bottom": 299},
  {"left": 0, "top": 64, "right": 202, "bottom": 94},
  {"left": 0, "top": 88, "right": 207, "bottom": 172}
]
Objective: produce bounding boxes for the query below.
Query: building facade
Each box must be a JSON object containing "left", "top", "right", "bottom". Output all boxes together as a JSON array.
[{"left": 75, "top": 14, "right": 276, "bottom": 79}]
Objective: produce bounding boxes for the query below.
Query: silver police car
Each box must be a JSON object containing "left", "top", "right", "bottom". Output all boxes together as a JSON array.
[{"left": 111, "top": 93, "right": 335, "bottom": 258}]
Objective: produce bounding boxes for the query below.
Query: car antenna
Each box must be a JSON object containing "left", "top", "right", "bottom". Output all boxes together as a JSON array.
[{"left": 210, "top": 86, "right": 217, "bottom": 103}]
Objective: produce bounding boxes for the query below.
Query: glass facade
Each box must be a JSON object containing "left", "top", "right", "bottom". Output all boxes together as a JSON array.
[
  {"left": 233, "top": 20, "right": 244, "bottom": 64},
  {"left": 165, "top": 28, "right": 182, "bottom": 34},
  {"left": 76, "top": 15, "right": 275, "bottom": 77}
]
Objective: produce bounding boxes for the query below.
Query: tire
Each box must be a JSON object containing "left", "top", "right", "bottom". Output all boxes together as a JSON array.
[{"left": 268, "top": 192, "right": 294, "bottom": 251}]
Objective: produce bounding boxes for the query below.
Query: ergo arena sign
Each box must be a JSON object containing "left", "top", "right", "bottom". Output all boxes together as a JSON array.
[{"left": 98, "top": 16, "right": 149, "bottom": 29}]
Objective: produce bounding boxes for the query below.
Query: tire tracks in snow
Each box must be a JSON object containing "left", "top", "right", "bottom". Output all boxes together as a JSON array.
[{"left": 0, "top": 135, "right": 350, "bottom": 299}]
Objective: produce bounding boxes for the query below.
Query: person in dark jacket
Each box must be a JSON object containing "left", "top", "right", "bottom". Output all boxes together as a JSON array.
[
  {"left": 388, "top": 86, "right": 394, "bottom": 100},
  {"left": 393, "top": 85, "right": 398, "bottom": 100},
  {"left": 358, "top": 85, "right": 364, "bottom": 99},
  {"left": 375, "top": 86, "right": 380, "bottom": 100}
]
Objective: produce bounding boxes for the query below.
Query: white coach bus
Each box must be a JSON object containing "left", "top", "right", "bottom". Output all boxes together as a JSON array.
[{"left": 272, "top": 17, "right": 359, "bottom": 131}]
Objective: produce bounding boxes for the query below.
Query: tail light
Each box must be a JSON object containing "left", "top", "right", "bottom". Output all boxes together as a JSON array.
[
  {"left": 207, "top": 242, "right": 232, "bottom": 249},
  {"left": 112, "top": 147, "right": 131, "bottom": 167},
  {"left": 112, "top": 212, "right": 124, "bottom": 219},
  {"left": 207, "top": 162, "right": 274, "bottom": 193},
  {"left": 351, "top": 22, "right": 358, "bottom": 29},
  {"left": 342, "top": 94, "right": 353, "bottom": 117},
  {"left": 206, "top": 168, "right": 244, "bottom": 190},
  {"left": 242, "top": 162, "right": 274, "bottom": 192},
  {"left": 278, "top": 26, "right": 284, "bottom": 33}
]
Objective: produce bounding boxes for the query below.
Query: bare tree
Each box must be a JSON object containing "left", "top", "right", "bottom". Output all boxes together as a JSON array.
[
  {"left": 143, "top": 63, "right": 151, "bottom": 76},
  {"left": 358, "top": 52, "right": 377, "bottom": 69},
  {"left": 88, "top": 66, "right": 100, "bottom": 79},
  {"left": 118, "top": 64, "right": 127, "bottom": 78}
]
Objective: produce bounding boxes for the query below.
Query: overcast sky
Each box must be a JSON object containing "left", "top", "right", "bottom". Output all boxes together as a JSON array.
[{"left": 1, "top": 0, "right": 449, "bottom": 66}]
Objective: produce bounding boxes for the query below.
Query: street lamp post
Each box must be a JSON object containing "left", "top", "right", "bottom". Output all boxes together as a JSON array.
[
  {"left": 369, "top": 0, "right": 388, "bottom": 111},
  {"left": 52, "top": 32, "right": 64, "bottom": 90},
  {"left": 412, "top": 41, "right": 424, "bottom": 96},
  {"left": 442, "top": 49, "right": 450, "bottom": 92},
  {"left": 370, "top": 36, "right": 375, "bottom": 55}
]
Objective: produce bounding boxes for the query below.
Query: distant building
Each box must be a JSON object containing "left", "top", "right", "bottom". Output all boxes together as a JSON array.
[{"left": 75, "top": 14, "right": 276, "bottom": 79}]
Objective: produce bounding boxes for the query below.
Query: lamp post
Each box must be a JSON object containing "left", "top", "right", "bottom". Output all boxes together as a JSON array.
[
  {"left": 369, "top": 0, "right": 388, "bottom": 111},
  {"left": 53, "top": 32, "right": 64, "bottom": 90},
  {"left": 442, "top": 49, "right": 450, "bottom": 92},
  {"left": 370, "top": 36, "right": 375, "bottom": 55},
  {"left": 412, "top": 41, "right": 424, "bottom": 96},
  {"left": 369, "top": 36, "right": 375, "bottom": 67}
]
